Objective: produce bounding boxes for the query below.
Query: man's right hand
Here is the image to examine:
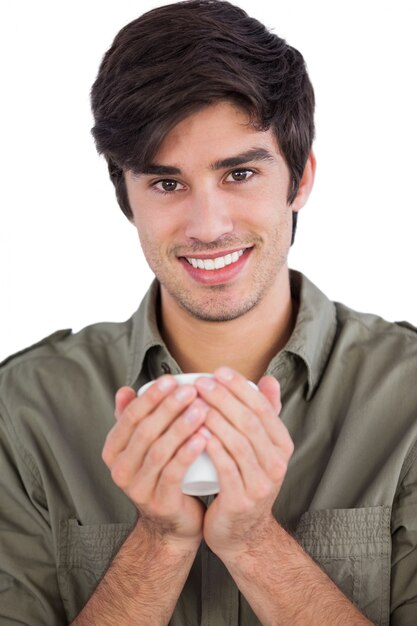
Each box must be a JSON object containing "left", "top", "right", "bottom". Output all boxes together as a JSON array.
[{"left": 102, "top": 376, "right": 208, "bottom": 545}]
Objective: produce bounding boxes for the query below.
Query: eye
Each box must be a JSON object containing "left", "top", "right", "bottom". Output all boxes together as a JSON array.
[
  {"left": 224, "top": 169, "right": 255, "bottom": 183},
  {"left": 152, "top": 179, "right": 186, "bottom": 193}
]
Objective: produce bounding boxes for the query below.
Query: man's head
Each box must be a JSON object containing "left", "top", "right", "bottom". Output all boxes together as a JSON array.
[
  {"left": 90, "top": 0, "right": 315, "bottom": 242},
  {"left": 119, "top": 99, "right": 314, "bottom": 323}
]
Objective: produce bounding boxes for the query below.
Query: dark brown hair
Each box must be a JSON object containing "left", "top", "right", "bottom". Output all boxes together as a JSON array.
[{"left": 91, "top": 0, "right": 315, "bottom": 240}]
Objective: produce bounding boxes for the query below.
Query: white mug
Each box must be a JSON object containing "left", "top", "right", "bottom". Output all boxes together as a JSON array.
[{"left": 138, "top": 373, "right": 220, "bottom": 496}]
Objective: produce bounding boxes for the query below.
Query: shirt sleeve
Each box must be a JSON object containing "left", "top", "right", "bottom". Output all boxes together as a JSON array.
[
  {"left": 390, "top": 440, "right": 417, "bottom": 625},
  {"left": 0, "top": 404, "right": 68, "bottom": 624}
]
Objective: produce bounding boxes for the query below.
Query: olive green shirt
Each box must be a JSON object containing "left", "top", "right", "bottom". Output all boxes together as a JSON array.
[{"left": 1, "top": 271, "right": 416, "bottom": 625}]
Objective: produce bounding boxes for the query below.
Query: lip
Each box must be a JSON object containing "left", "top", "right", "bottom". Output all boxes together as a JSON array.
[{"left": 179, "top": 247, "right": 252, "bottom": 285}]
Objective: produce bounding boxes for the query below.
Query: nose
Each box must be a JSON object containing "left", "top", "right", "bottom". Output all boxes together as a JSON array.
[{"left": 184, "top": 189, "right": 234, "bottom": 243}]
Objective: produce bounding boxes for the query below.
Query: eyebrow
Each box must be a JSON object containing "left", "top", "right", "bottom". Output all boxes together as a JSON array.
[
  {"left": 138, "top": 147, "right": 276, "bottom": 176},
  {"left": 210, "top": 148, "right": 276, "bottom": 170}
]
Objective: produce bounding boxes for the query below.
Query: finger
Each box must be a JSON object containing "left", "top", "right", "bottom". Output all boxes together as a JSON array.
[
  {"left": 257, "top": 376, "right": 281, "bottom": 414},
  {"left": 103, "top": 376, "right": 176, "bottom": 456},
  {"left": 139, "top": 399, "right": 210, "bottom": 487},
  {"left": 255, "top": 377, "right": 293, "bottom": 462},
  {"left": 204, "top": 408, "right": 280, "bottom": 491},
  {"left": 103, "top": 379, "right": 191, "bottom": 467},
  {"left": 152, "top": 432, "right": 208, "bottom": 504},
  {"left": 196, "top": 369, "right": 285, "bottom": 449},
  {"left": 203, "top": 434, "right": 246, "bottom": 503},
  {"left": 116, "top": 376, "right": 177, "bottom": 434},
  {"left": 114, "top": 387, "right": 137, "bottom": 421},
  {"left": 106, "top": 386, "right": 199, "bottom": 486}
]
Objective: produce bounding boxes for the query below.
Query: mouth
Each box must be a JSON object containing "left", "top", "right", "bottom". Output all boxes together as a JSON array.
[
  {"left": 184, "top": 248, "right": 246, "bottom": 270},
  {"left": 178, "top": 247, "right": 253, "bottom": 285}
]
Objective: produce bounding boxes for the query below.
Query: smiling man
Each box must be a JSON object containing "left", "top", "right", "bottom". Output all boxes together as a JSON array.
[
  {"left": 1, "top": 1, "right": 417, "bottom": 625},
  {"left": 123, "top": 101, "right": 313, "bottom": 381}
]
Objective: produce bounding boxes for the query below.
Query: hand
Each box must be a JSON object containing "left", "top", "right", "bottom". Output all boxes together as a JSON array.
[
  {"left": 102, "top": 377, "right": 209, "bottom": 546},
  {"left": 194, "top": 368, "right": 294, "bottom": 557}
]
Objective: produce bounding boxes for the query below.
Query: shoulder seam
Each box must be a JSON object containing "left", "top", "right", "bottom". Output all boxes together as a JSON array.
[
  {"left": 0, "top": 329, "right": 72, "bottom": 369},
  {"left": 0, "top": 326, "right": 132, "bottom": 375},
  {"left": 335, "top": 304, "right": 417, "bottom": 341}
]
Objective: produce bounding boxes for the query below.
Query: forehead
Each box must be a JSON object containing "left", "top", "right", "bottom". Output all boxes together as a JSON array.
[{"left": 152, "top": 101, "right": 281, "bottom": 166}]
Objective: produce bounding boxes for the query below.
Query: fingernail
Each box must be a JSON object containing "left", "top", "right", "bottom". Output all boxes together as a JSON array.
[
  {"left": 175, "top": 386, "right": 194, "bottom": 401},
  {"left": 193, "top": 398, "right": 210, "bottom": 413},
  {"left": 157, "top": 377, "right": 175, "bottom": 392},
  {"left": 183, "top": 407, "right": 200, "bottom": 424},
  {"left": 199, "top": 426, "right": 212, "bottom": 440},
  {"left": 197, "top": 377, "right": 216, "bottom": 391},
  {"left": 216, "top": 367, "right": 234, "bottom": 382},
  {"left": 187, "top": 434, "right": 204, "bottom": 451}
]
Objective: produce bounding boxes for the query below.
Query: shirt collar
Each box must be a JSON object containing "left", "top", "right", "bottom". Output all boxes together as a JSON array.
[
  {"left": 127, "top": 279, "right": 166, "bottom": 388},
  {"left": 127, "top": 271, "right": 337, "bottom": 400},
  {"left": 271, "top": 270, "right": 337, "bottom": 400}
]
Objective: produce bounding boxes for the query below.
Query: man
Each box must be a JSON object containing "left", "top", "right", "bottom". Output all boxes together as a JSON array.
[{"left": 0, "top": 1, "right": 416, "bottom": 624}]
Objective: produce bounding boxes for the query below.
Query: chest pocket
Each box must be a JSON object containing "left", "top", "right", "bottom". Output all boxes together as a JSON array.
[
  {"left": 295, "top": 506, "right": 391, "bottom": 626},
  {"left": 57, "top": 519, "right": 133, "bottom": 622}
]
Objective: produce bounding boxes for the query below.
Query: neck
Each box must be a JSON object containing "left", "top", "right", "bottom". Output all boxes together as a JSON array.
[{"left": 159, "top": 270, "right": 295, "bottom": 383}]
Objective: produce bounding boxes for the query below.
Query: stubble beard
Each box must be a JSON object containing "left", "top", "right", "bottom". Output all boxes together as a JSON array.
[
  {"left": 142, "top": 226, "right": 290, "bottom": 323},
  {"left": 167, "top": 281, "right": 264, "bottom": 322},
  {"left": 159, "top": 249, "right": 289, "bottom": 323}
]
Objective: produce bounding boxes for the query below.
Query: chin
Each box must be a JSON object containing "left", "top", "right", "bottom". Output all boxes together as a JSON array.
[{"left": 177, "top": 292, "right": 261, "bottom": 322}]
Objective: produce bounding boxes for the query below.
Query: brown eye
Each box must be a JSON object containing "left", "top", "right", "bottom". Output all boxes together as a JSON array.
[
  {"left": 153, "top": 179, "right": 185, "bottom": 193},
  {"left": 225, "top": 169, "right": 254, "bottom": 183},
  {"left": 161, "top": 180, "right": 177, "bottom": 191}
]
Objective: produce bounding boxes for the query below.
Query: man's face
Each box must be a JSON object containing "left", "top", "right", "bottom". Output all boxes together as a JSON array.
[{"left": 125, "top": 101, "right": 309, "bottom": 322}]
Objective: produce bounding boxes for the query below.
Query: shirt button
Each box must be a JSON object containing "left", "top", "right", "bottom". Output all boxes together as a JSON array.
[{"left": 161, "top": 362, "right": 171, "bottom": 374}]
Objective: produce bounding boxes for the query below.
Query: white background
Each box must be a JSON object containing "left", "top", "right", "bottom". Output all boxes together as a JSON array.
[{"left": 1, "top": 0, "right": 416, "bottom": 362}]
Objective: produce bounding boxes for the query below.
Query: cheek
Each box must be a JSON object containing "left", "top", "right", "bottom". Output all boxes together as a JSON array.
[
  {"left": 134, "top": 213, "right": 176, "bottom": 262},
  {"left": 136, "top": 227, "right": 164, "bottom": 275},
  {"left": 244, "top": 192, "right": 291, "bottom": 234},
  {"left": 246, "top": 178, "right": 289, "bottom": 211},
  {"left": 136, "top": 223, "right": 159, "bottom": 256}
]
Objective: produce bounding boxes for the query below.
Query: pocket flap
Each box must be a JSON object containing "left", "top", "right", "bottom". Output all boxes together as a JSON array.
[
  {"left": 58, "top": 519, "right": 133, "bottom": 621},
  {"left": 295, "top": 506, "right": 391, "bottom": 626}
]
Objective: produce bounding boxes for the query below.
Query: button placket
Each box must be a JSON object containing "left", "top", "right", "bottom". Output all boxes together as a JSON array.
[{"left": 201, "top": 541, "right": 239, "bottom": 626}]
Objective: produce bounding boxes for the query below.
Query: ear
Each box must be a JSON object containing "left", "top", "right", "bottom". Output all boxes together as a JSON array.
[{"left": 291, "top": 151, "right": 316, "bottom": 212}]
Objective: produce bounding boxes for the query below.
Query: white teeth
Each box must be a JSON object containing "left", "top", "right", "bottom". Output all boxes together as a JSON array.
[{"left": 185, "top": 249, "right": 245, "bottom": 270}]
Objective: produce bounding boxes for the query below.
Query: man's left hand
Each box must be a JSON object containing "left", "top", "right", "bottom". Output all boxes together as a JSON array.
[{"left": 194, "top": 367, "right": 294, "bottom": 558}]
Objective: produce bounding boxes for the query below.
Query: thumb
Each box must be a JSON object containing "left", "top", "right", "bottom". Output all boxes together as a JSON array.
[
  {"left": 257, "top": 375, "right": 282, "bottom": 415},
  {"left": 114, "top": 386, "right": 137, "bottom": 421}
]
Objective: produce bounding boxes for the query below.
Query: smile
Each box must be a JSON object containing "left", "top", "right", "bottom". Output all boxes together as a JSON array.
[{"left": 185, "top": 249, "right": 244, "bottom": 270}]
